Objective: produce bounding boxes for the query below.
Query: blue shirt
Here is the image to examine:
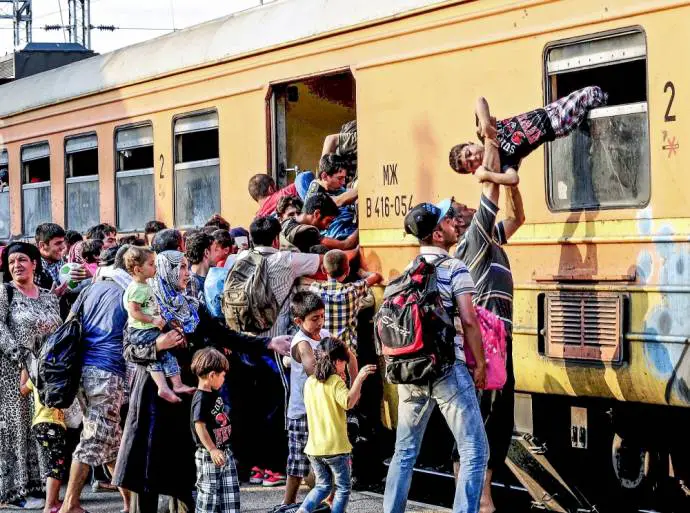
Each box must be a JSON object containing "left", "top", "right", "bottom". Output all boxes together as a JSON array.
[{"left": 79, "top": 280, "right": 128, "bottom": 377}]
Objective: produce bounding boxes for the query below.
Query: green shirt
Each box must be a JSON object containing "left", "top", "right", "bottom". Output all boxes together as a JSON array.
[{"left": 124, "top": 281, "right": 158, "bottom": 330}]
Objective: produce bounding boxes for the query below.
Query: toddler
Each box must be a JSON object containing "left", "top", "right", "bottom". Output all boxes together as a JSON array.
[
  {"left": 297, "top": 337, "right": 375, "bottom": 513},
  {"left": 190, "top": 347, "right": 239, "bottom": 513},
  {"left": 123, "top": 246, "right": 193, "bottom": 403},
  {"left": 20, "top": 370, "right": 67, "bottom": 513}
]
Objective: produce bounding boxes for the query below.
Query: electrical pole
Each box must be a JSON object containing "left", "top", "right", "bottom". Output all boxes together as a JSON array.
[
  {"left": 0, "top": 0, "right": 32, "bottom": 49},
  {"left": 68, "top": 0, "right": 90, "bottom": 49}
]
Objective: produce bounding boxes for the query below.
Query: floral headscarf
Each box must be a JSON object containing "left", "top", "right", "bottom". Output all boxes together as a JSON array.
[
  {"left": 68, "top": 240, "right": 86, "bottom": 265},
  {"left": 149, "top": 250, "right": 199, "bottom": 334}
]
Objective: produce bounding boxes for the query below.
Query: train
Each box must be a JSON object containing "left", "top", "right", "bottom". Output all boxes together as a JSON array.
[{"left": 1, "top": 0, "right": 689, "bottom": 511}]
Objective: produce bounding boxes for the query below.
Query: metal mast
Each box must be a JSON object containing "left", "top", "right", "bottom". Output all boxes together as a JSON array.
[
  {"left": 0, "top": 0, "right": 32, "bottom": 49},
  {"left": 68, "top": 0, "right": 90, "bottom": 49}
]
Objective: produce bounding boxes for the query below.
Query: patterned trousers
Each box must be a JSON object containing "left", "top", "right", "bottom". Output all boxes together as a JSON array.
[
  {"left": 545, "top": 85, "right": 608, "bottom": 137},
  {"left": 194, "top": 447, "right": 240, "bottom": 513}
]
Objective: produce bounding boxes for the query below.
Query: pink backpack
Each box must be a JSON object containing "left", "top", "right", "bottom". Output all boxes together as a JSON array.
[{"left": 464, "top": 306, "right": 507, "bottom": 390}]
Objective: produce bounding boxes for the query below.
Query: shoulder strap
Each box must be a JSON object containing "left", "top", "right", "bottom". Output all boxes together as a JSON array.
[{"left": 65, "top": 284, "right": 92, "bottom": 323}]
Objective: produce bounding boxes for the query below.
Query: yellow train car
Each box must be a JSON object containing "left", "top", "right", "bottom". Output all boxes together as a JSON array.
[{"left": 1, "top": 0, "right": 689, "bottom": 510}]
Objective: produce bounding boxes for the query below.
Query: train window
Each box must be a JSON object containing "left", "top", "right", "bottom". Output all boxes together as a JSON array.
[
  {"left": 21, "top": 142, "right": 52, "bottom": 236},
  {"left": 0, "top": 149, "right": 9, "bottom": 239},
  {"left": 173, "top": 111, "right": 220, "bottom": 227},
  {"left": 115, "top": 124, "right": 154, "bottom": 232},
  {"left": 65, "top": 134, "right": 100, "bottom": 232},
  {"left": 545, "top": 30, "right": 650, "bottom": 211}
]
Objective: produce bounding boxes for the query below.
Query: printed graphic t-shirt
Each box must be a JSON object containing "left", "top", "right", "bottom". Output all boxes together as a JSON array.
[
  {"left": 190, "top": 389, "right": 232, "bottom": 450},
  {"left": 496, "top": 107, "right": 556, "bottom": 171},
  {"left": 124, "top": 281, "right": 158, "bottom": 330}
]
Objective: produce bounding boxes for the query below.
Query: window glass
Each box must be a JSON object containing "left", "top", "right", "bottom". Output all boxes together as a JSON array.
[
  {"left": 546, "top": 30, "right": 649, "bottom": 211},
  {"left": 65, "top": 134, "right": 99, "bottom": 231},
  {"left": 173, "top": 112, "right": 220, "bottom": 227},
  {"left": 116, "top": 124, "right": 154, "bottom": 232},
  {"left": 21, "top": 143, "right": 51, "bottom": 235}
]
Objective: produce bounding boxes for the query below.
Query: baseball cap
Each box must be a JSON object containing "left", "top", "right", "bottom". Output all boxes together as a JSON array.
[{"left": 404, "top": 198, "right": 453, "bottom": 240}]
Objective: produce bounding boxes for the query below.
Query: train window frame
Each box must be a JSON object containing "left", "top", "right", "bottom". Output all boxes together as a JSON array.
[
  {"left": 20, "top": 141, "right": 52, "bottom": 237},
  {"left": 172, "top": 109, "right": 220, "bottom": 228},
  {"left": 114, "top": 122, "right": 155, "bottom": 232},
  {"left": 64, "top": 132, "right": 100, "bottom": 232},
  {"left": 0, "top": 148, "right": 9, "bottom": 239},
  {"left": 543, "top": 27, "right": 651, "bottom": 212}
]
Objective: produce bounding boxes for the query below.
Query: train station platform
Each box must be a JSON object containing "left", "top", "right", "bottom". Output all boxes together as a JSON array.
[{"left": 0, "top": 484, "right": 449, "bottom": 512}]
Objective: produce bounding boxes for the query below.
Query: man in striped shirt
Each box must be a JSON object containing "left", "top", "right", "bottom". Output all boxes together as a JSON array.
[
  {"left": 454, "top": 111, "right": 526, "bottom": 513},
  {"left": 384, "top": 200, "right": 488, "bottom": 513}
]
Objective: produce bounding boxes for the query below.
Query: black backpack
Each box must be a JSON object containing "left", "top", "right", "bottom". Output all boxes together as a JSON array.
[
  {"left": 374, "top": 256, "right": 456, "bottom": 385},
  {"left": 35, "top": 286, "right": 91, "bottom": 408}
]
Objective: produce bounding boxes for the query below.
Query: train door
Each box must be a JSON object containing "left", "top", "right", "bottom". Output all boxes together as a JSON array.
[{"left": 269, "top": 70, "right": 356, "bottom": 188}]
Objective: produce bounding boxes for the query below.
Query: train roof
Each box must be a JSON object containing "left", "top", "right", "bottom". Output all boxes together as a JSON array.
[{"left": 0, "top": 0, "right": 454, "bottom": 119}]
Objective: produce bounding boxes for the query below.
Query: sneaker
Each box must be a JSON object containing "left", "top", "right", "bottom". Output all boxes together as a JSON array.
[
  {"left": 262, "top": 470, "right": 286, "bottom": 487},
  {"left": 92, "top": 479, "right": 118, "bottom": 493},
  {"left": 249, "top": 466, "right": 265, "bottom": 485}
]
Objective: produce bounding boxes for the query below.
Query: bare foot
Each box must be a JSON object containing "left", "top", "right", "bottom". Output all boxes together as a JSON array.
[
  {"left": 158, "top": 388, "right": 182, "bottom": 403},
  {"left": 173, "top": 384, "right": 196, "bottom": 395}
]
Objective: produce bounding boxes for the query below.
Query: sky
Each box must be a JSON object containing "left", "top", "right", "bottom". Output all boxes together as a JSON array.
[{"left": 0, "top": 0, "right": 275, "bottom": 56}]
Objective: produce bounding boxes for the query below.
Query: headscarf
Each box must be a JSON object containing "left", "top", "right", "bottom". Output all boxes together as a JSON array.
[
  {"left": 2, "top": 241, "right": 43, "bottom": 277},
  {"left": 68, "top": 240, "right": 86, "bottom": 265},
  {"left": 149, "top": 250, "right": 200, "bottom": 334}
]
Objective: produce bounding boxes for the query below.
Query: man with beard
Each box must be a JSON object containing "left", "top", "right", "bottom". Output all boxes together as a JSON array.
[{"left": 452, "top": 113, "right": 525, "bottom": 513}]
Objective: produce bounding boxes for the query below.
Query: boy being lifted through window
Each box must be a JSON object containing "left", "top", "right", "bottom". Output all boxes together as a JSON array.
[{"left": 449, "top": 86, "right": 607, "bottom": 185}]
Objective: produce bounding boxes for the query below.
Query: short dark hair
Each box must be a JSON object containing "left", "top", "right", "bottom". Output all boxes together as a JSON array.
[
  {"left": 114, "top": 244, "right": 130, "bottom": 271},
  {"left": 145, "top": 220, "right": 167, "bottom": 236},
  {"left": 35, "top": 223, "right": 66, "bottom": 245},
  {"left": 277, "top": 195, "right": 303, "bottom": 217},
  {"left": 65, "top": 230, "right": 83, "bottom": 246},
  {"left": 448, "top": 143, "right": 471, "bottom": 174},
  {"left": 81, "top": 239, "right": 104, "bottom": 263},
  {"left": 248, "top": 174, "right": 275, "bottom": 202},
  {"left": 204, "top": 214, "right": 230, "bottom": 232},
  {"left": 191, "top": 347, "right": 229, "bottom": 377},
  {"left": 185, "top": 232, "right": 214, "bottom": 265},
  {"left": 304, "top": 192, "right": 339, "bottom": 218},
  {"left": 323, "top": 249, "right": 348, "bottom": 278},
  {"left": 290, "top": 291, "right": 325, "bottom": 320},
  {"left": 85, "top": 223, "right": 116, "bottom": 240},
  {"left": 151, "top": 229, "right": 182, "bottom": 253},
  {"left": 119, "top": 234, "right": 147, "bottom": 247},
  {"left": 249, "top": 216, "right": 281, "bottom": 247},
  {"left": 318, "top": 153, "right": 346, "bottom": 178},
  {"left": 212, "top": 229, "right": 234, "bottom": 249}
]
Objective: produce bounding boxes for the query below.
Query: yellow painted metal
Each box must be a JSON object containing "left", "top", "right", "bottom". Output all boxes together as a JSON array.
[{"left": 0, "top": 0, "right": 688, "bottom": 410}]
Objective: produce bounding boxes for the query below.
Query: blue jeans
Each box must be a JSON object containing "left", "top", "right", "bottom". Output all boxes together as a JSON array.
[
  {"left": 128, "top": 327, "right": 180, "bottom": 377},
  {"left": 383, "top": 362, "right": 489, "bottom": 513},
  {"left": 299, "top": 454, "right": 351, "bottom": 513}
]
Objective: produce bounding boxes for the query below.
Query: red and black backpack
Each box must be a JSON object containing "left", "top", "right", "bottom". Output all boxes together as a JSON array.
[{"left": 374, "top": 256, "right": 456, "bottom": 385}]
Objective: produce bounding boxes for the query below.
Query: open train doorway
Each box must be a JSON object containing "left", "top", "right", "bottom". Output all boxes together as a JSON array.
[{"left": 269, "top": 70, "right": 356, "bottom": 188}]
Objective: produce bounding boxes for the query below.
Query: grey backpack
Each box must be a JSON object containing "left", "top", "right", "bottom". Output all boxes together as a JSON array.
[{"left": 222, "top": 250, "right": 279, "bottom": 334}]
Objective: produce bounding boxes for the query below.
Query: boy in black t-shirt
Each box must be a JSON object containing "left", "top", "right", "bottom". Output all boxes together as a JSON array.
[
  {"left": 190, "top": 348, "right": 239, "bottom": 513},
  {"left": 449, "top": 86, "right": 608, "bottom": 185}
]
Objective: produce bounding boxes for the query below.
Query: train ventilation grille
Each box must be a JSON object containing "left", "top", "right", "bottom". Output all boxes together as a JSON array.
[{"left": 544, "top": 291, "right": 624, "bottom": 363}]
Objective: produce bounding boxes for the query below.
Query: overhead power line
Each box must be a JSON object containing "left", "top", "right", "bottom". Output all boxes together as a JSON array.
[{"left": 43, "top": 24, "right": 174, "bottom": 32}]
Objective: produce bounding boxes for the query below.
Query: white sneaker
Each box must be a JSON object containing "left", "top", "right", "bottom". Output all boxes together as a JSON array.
[{"left": 20, "top": 497, "right": 46, "bottom": 510}]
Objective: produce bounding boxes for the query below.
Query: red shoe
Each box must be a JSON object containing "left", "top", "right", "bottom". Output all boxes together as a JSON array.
[
  {"left": 249, "top": 466, "right": 265, "bottom": 485},
  {"left": 262, "top": 469, "right": 286, "bottom": 487}
]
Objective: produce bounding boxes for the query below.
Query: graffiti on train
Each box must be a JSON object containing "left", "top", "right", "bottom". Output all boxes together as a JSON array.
[{"left": 636, "top": 208, "right": 690, "bottom": 404}]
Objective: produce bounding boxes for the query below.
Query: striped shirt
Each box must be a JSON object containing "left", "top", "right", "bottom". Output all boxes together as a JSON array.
[
  {"left": 414, "top": 246, "right": 475, "bottom": 362},
  {"left": 455, "top": 194, "right": 514, "bottom": 333}
]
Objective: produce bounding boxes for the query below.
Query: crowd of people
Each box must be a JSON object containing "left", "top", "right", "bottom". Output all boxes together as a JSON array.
[{"left": 0, "top": 87, "right": 605, "bottom": 513}]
